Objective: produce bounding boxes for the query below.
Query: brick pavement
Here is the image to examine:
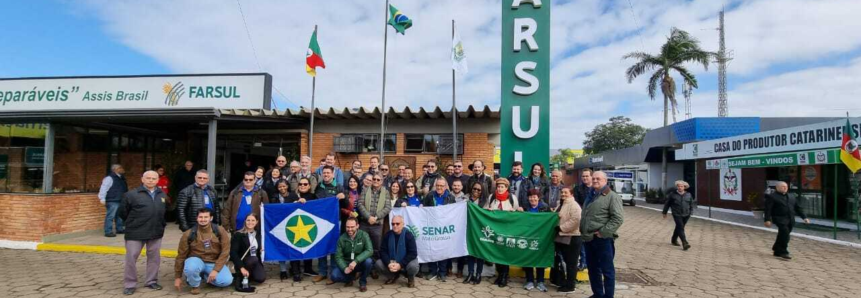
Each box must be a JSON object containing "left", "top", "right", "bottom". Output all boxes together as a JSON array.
[{"left": 2, "top": 206, "right": 860, "bottom": 298}]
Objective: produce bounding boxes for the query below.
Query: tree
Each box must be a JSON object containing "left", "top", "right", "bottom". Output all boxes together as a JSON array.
[
  {"left": 623, "top": 27, "right": 713, "bottom": 126},
  {"left": 550, "top": 148, "right": 580, "bottom": 167},
  {"left": 583, "top": 116, "right": 647, "bottom": 154}
]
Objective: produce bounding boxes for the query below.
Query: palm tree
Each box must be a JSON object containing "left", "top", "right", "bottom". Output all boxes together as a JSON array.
[{"left": 623, "top": 27, "right": 713, "bottom": 126}]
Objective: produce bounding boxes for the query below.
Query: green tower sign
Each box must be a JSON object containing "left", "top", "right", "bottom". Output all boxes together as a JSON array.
[{"left": 500, "top": 0, "right": 550, "bottom": 176}]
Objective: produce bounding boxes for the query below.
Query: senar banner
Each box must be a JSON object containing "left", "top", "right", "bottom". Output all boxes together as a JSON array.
[
  {"left": 390, "top": 202, "right": 468, "bottom": 263},
  {"left": 466, "top": 202, "right": 558, "bottom": 268},
  {"left": 0, "top": 73, "right": 271, "bottom": 111}
]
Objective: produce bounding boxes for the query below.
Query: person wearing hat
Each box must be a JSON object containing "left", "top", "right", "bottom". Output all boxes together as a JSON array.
[
  {"left": 485, "top": 177, "right": 519, "bottom": 287},
  {"left": 662, "top": 180, "right": 696, "bottom": 250}
]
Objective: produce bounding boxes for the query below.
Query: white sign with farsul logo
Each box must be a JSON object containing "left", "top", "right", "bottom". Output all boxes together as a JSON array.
[{"left": 0, "top": 74, "right": 271, "bottom": 111}]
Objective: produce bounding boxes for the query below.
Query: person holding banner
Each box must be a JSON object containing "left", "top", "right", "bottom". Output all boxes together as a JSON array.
[
  {"left": 357, "top": 173, "right": 392, "bottom": 279},
  {"left": 581, "top": 171, "right": 624, "bottom": 298},
  {"left": 271, "top": 180, "right": 296, "bottom": 281},
  {"left": 486, "top": 178, "right": 519, "bottom": 287},
  {"left": 285, "top": 177, "right": 318, "bottom": 281},
  {"left": 554, "top": 187, "right": 582, "bottom": 293},
  {"left": 341, "top": 176, "right": 362, "bottom": 234},
  {"left": 331, "top": 217, "right": 374, "bottom": 292},
  {"left": 312, "top": 166, "right": 345, "bottom": 283},
  {"left": 395, "top": 181, "right": 422, "bottom": 207},
  {"left": 421, "top": 178, "right": 456, "bottom": 282},
  {"left": 462, "top": 182, "right": 487, "bottom": 285},
  {"left": 376, "top": 215, "right": 419, "bottom": 288},
  {"left": 520, "top": 189, "right": 551, "bottom": 292},
  {"left": 230, "top": 214, "right": 264, "bottom": 292}
]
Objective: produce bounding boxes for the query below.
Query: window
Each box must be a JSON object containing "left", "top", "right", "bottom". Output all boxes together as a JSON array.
[
  {"left": 0, "top": 123, "right": 47, "bottom": 193},
  {"left": 339, "top": 134, "right": 396, "bottom": 153},
  {"left": 404, "top": 134, "right": 463, "bottom": 153}
]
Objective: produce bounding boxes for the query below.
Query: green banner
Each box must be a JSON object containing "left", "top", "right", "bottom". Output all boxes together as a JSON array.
[
  {"left": 716, "top": 149, "right": 841, "bottom": 169},
  {"left": 466, "top": 203, "right": 558, "bottom": 268},
  {"left": 500, "top": 0, "right": 550, "bottom": 176}
]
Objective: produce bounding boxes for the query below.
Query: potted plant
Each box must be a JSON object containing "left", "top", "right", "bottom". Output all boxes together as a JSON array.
[{"left": 747, "top": 192, "right": 764, "bottom": 218}]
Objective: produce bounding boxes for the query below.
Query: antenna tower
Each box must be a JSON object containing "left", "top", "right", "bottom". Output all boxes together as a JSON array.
[{"left": 717, "top": 9, "right": 732, "bottom": 117}]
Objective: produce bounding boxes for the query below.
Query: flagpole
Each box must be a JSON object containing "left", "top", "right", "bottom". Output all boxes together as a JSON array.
[
  {"left": 310, "top": 25, "right": 318, "bottom": 160},
  {"left": 380, "top": 0, "right": 389, "bottom": 163},
  {"left": 452, "top": 19, "right": 457, "bottom": 163}
]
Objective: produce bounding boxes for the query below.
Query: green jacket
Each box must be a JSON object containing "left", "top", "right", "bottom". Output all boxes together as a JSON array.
[
  {"left": 580, "top": 186, "right": 624, "bottom": 242},
  {"left": 334, "top": 229, "right": 374, "bottom": 270}
]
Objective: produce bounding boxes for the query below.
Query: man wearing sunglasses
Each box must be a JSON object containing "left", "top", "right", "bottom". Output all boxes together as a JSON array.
[{"left": 222, "top": 172, "right": 268, "bottom": 233}]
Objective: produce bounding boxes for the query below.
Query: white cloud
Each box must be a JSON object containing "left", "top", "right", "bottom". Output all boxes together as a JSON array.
[{"left": 76, "top": 0, "right": 861, "bottom": 150}]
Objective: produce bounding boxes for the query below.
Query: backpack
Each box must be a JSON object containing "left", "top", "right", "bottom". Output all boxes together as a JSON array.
[{"left": 188, "top": 223, "right": 223, "bottom": 246}]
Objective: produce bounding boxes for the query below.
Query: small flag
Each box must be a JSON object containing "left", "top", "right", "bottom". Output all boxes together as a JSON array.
[
  {"left": 262, "top": 197, "right": 340, "bottom": 261},
  {"left": 451, "top": 26, "right": 468, "bottom": 74},
  {"left": 840, "top": 119, "right": 861, "bottom": 173},
  {"left": 387, "top": 4, "right": 412, "bottom": 35},
  {"left": 306, "top": 30, "right": 325, "bottom": 77}
]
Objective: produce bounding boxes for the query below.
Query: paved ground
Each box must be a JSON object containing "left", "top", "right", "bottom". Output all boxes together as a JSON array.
[
  {"left": 3, "top": 206, "right": 861, "bottom": 297},
  {"left": 635, "top": 198, "right": 861, "bottom": 244}
]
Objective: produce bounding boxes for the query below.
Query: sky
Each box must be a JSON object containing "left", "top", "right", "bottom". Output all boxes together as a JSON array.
[{"left": 2, "top": 0, "right": 860, "bottom": 149}]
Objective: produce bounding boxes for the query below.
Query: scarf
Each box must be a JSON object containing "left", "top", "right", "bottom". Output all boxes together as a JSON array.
[
  {"left": 387, "top": 230, "right": 407, "bottom": 263},
  {"left": 495, "top": 190, "right": 510, "bottom": 209}
]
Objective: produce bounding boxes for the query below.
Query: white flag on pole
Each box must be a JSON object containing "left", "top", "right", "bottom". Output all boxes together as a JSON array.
[
  {"left": 390, "top": 202, "right": 468, "bottom": 263},
  {"left": 451, "top": 27, "right": 468, "bottom": 74}
]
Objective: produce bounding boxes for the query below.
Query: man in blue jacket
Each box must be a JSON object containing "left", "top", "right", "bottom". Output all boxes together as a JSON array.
[{"left": 375, "top": 215, "right": 418, "bottom": 288}]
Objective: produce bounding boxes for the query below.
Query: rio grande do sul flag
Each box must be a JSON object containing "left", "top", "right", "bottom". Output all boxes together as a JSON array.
[
  {"left": 390, "top": 202, "right": 468, "bottom": 263},
  {"left": 841, "top": 118, "right": 861, "bottom": 173},
  {"left": 466, "top": 203, "right": 558, "bottom": 268},
  {"left": 305, "top": 30, "right": 325, "bottom": 77},
  {"left": 262, "top": 197, "right": 339, "bottom": 261}
]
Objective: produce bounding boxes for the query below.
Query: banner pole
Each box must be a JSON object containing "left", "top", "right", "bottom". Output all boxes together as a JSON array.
[
  {"left": 834, "top": 164, "right": 838, "bottom": 240},
  {"left": 452, "top": 19, "right": 458, "bottom": 163},
  {"left": 380, "top": 0, "right": 389, "bottom": 163},
  {"left": 309, "top": 25, "right": 317, "bottom": 159}
]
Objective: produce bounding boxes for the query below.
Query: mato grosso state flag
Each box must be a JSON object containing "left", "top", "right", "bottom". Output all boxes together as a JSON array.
[
  {"left": 305, "top": 30, "right": 325, "bottom": 77},
  {"left": 466, "top": 203, "right": 558, "bottom": 268},
  {"left": 387, "top": 4, "right": 412, "bottom": 34},
  {"left": 841, "top": 118, "right": 861, "bottom": 173},
  {"left": 262, "top": 197, "right": 340, "bottom": 261}
]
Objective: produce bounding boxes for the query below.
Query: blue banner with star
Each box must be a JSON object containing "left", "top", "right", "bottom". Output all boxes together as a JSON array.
[{"left": 262, "top": 197, "right": 340, "bottom": 261}]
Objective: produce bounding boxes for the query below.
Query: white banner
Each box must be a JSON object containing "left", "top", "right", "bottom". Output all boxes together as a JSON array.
[
  {"left": 0, "top": 74, "right": 271, "bottom": 111},
  {"left": 719, "top": 167, "right": 742, "bottom": 201},
  {"left": 390, "top": 202, "right": 468, "bottom": 263}
]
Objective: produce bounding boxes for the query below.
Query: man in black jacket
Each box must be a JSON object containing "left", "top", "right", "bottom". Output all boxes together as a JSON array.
[
  {"left": 118, "top": 171, "right": 167, "bottom": 295},
  {"left": 764, "top": 181, "right": 810, "bottom": 260},
  {"left": 173, "top": 161, "right": 196, "bottom": 196},
  {"left": 375, "top": 215, "right": 419, "bottom": 288},
  {"left": 176, "top": 169, "right": 220, "bottom": 231}
]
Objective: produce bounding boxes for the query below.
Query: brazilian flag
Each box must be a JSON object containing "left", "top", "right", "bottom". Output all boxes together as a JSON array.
[{"left": 388, "top": 4, "right": 412, "bottom": 34}]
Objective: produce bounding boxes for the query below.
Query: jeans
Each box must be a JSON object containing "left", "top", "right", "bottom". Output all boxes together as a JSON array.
[
  {"left": 585, "top": 237, "right": 616, "bottom": 298},
  {"left": 318, "top": 255, "right": 333, "bottom": 277},
  {"left": 183, "top": 257, "right": 234, "bottom": 288},
  {"left": 672, "top": 215, "right": 691, "bottom": 244},
  {"left": 104, "top": 201, "right": 124, "bottom": 235},
  {"left": 579, "top": 244, "right": 587, "bottom": 269},
  {"left": 331, "top": 258, "right": 373, "bottom": 285},
  {"left": 429, "top": 260, "right": 448, "bottom": 277},
  {"left": 465, "top": 256, "right": 484, "bottom": 276},
  {"left": 524, "top": 267, "right": 546, "bottom": 283}
]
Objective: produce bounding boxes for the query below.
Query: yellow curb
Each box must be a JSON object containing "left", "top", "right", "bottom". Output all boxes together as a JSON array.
[
  {"left": 508, "top": 266, "right": 589, "bottom": 282},
  {"left": 36, "top": 243, "right": 178, "bottom": 258}
]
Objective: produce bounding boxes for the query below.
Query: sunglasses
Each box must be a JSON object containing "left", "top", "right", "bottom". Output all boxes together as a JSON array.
[
  {"left": 454, "top": 165, "right": 462, "bottom": 168},
  {"left": 406, "top": 186, "right": 415, "bottom": 188},
  {"left": 373, "top": 178, "right": 382, "bottom": 181},
  {"left": 381, "top": 168, "right": 389, "bottom": 171},
  {"left": 472, "top": 188, "right": 482, "bottom": 191},
  {"left": 392, "top": 223, "right": 403, "bottom": 226},
  {"left": 243, "top": 178, "right": 255, "bottom": 182},
  {"left": 299, "top": 183, "right": 309, "bottom": 186}
]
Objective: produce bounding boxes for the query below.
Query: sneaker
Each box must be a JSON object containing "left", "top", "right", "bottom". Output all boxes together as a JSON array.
[
  {"left": 427, "top": 274, "right": 437, "bottom": 281},
  {"left": 439, "top": 275, "right": 446, "bottom": 282},
  {"left": 190, "top": 287, "right": 200, "bottom": 295},
  {"left": 312, "top": 275, "right": 327, "bottom": 282},
  {"left": 536, "top": 282, "right": 547, "bottom": 292},
  {"left": 558, "top": 286, "right": 575, "bottom": 293},
  {"left": 105, "top": 233, "right": 116, "bottom": 238},
  {"left": 524, "top": 282, "right": 535, "bottom": 291},
  {"left": 304, "top": 270, "right": 319, "bottom": 276},
  {"left": 123, "top": 288, "right": 135, "bottom": 295},
  {"left": 145, "top": 283, "right": 163, "bottom": 290}
]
